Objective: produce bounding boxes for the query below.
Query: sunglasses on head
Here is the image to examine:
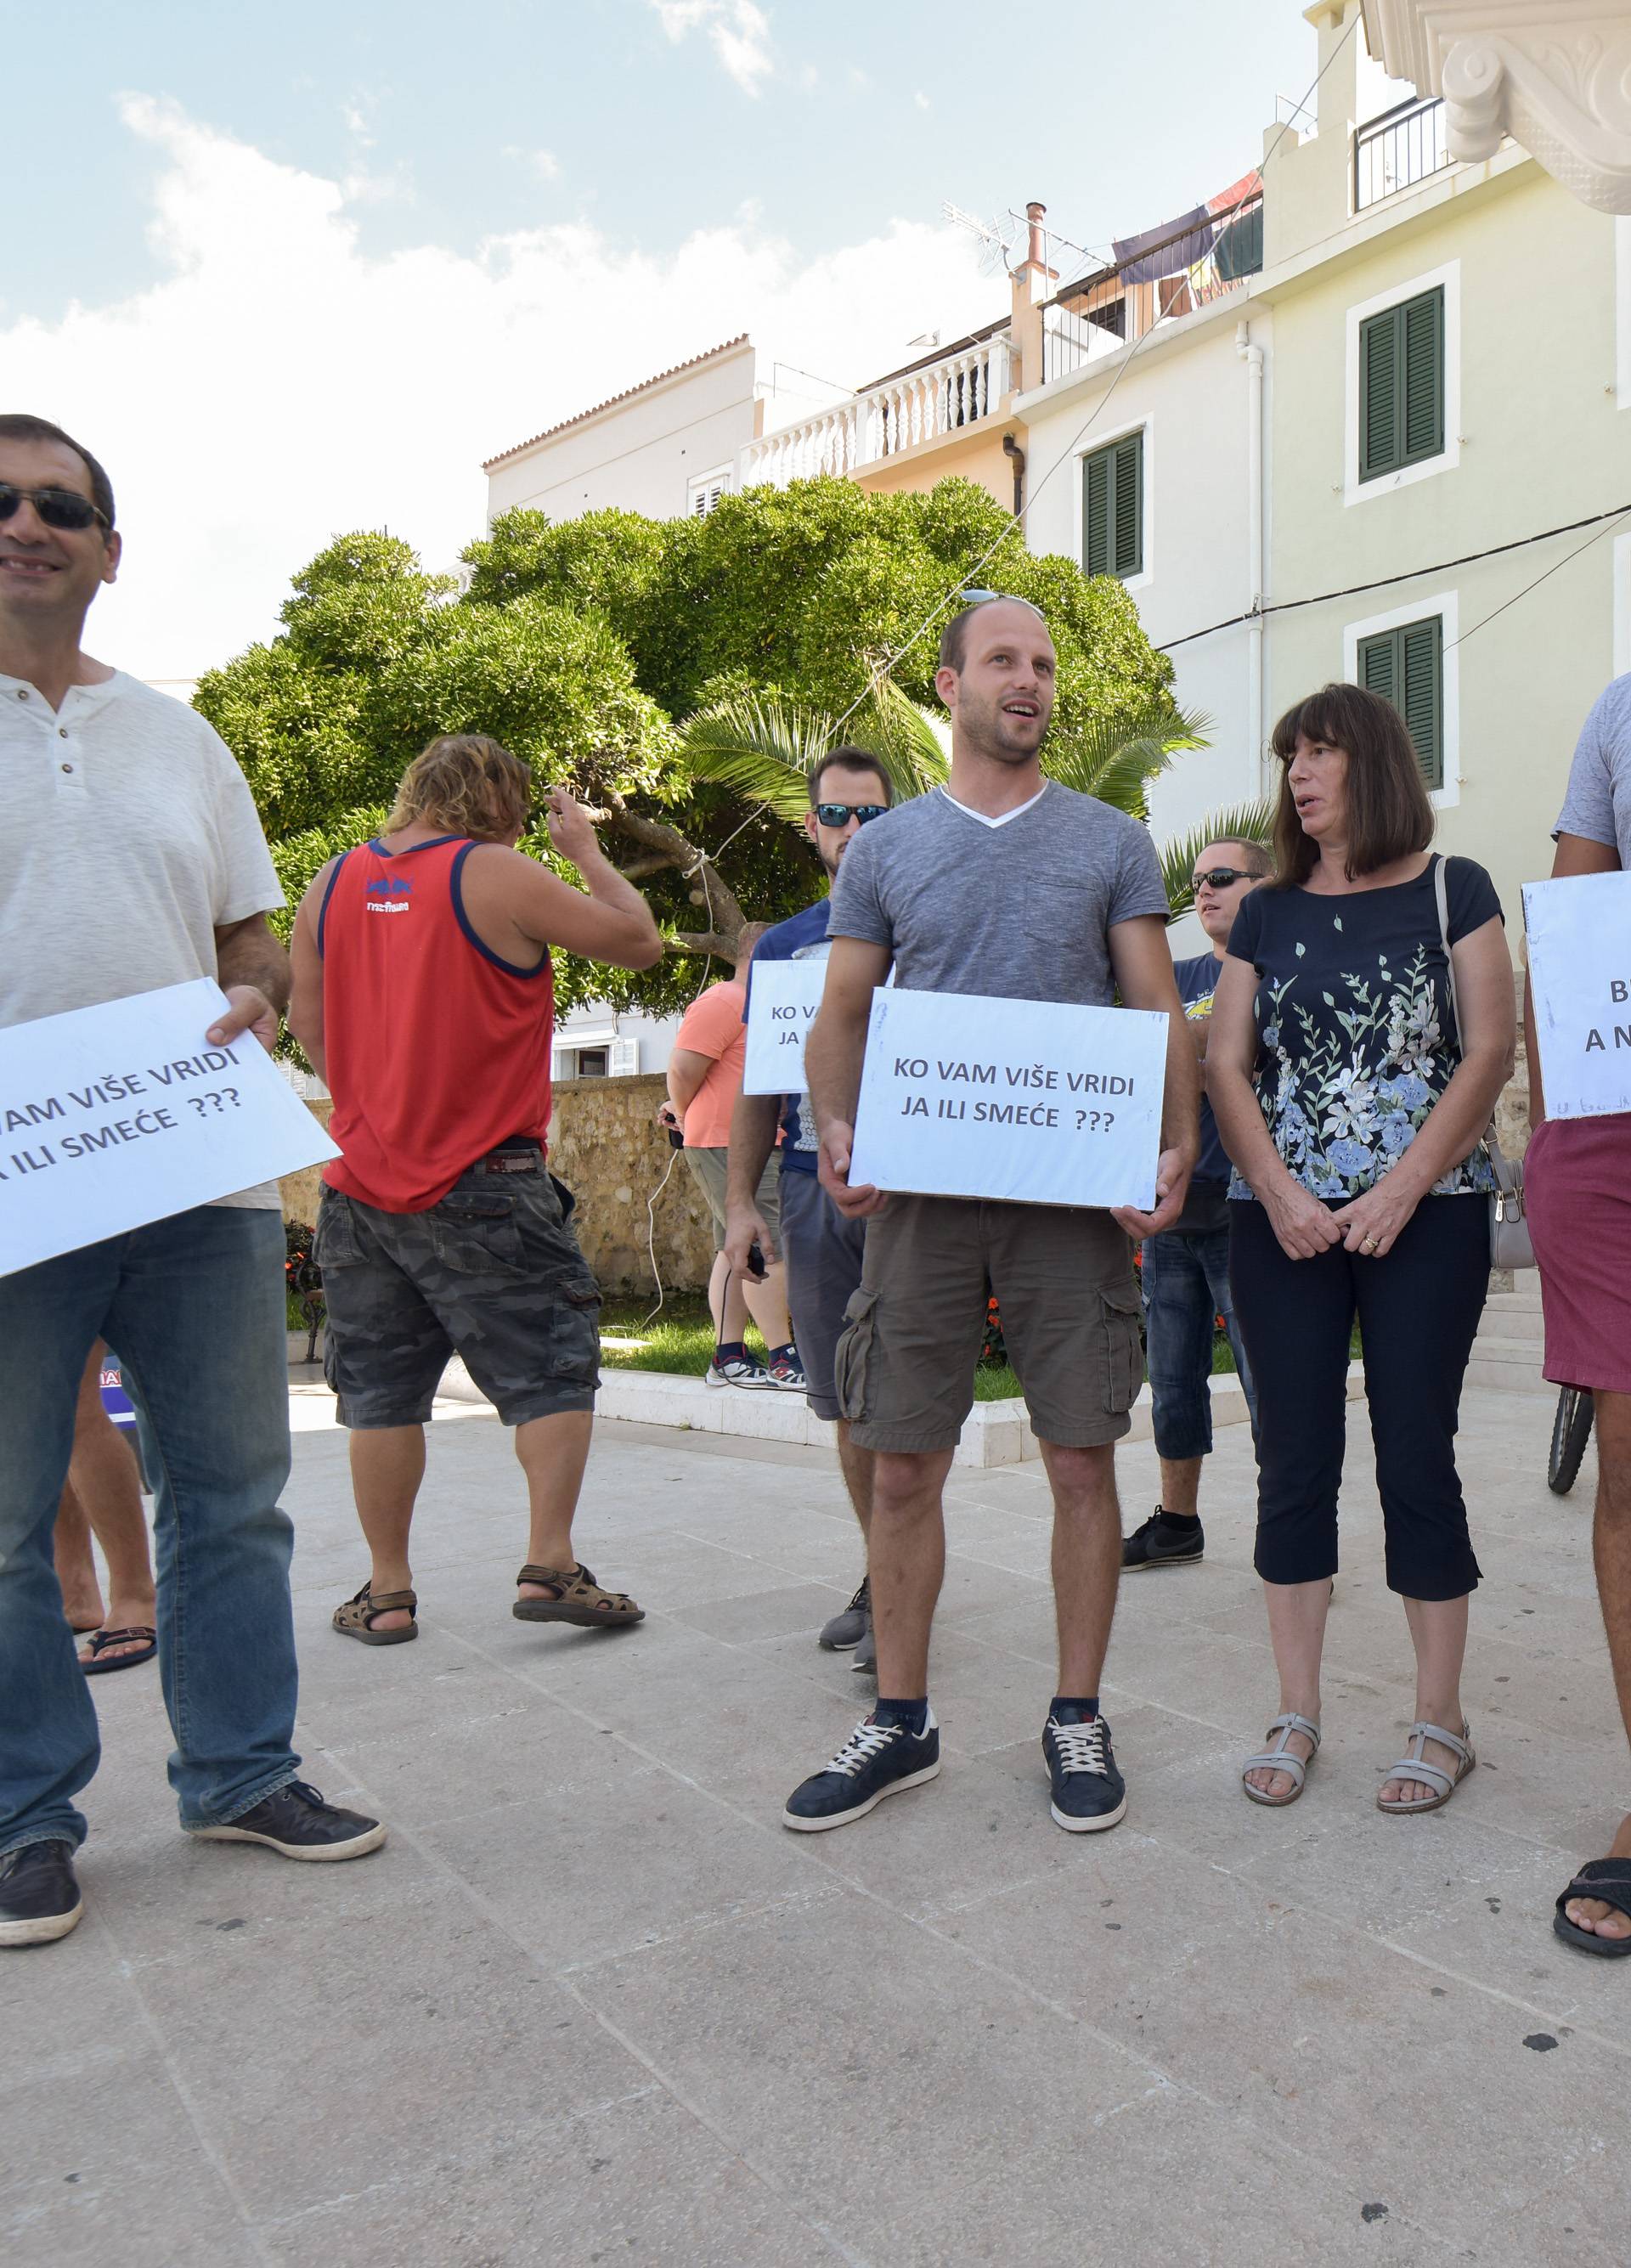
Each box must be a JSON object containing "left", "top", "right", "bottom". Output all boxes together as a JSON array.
[
  {"left": 815, "top": 801, "right": 889, "bottom": 828},
  {"left": 1192, "top": 866, "right": 1253, "bottom": 892},
  {"left": 0, "top": 483, "right": 110, "bottom": 533},
  {"left": 958, "top": 587, "right": 1046, "bottom": 620}
]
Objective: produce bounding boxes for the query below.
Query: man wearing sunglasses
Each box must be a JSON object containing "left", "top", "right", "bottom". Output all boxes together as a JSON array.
[
  {"left": 1123, "top": 841, "right": 1269, "bottom": 1577},
  {"left": 783, "top": 595, "right": 1199, "bottom": 1837},
  {"left": 0, "top": 414, "right": 386, "bottom": 1950},
  {"left": 725, "top": 748, "right": 895, "bottom": 1673}
]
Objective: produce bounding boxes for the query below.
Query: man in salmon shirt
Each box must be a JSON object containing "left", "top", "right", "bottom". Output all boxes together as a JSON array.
[{"left": 288, "top": 734, "right": 662, "bottom": 1646}]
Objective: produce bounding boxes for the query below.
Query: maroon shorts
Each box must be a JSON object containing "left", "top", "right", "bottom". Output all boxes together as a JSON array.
[{"left": 1526, "top": 1114, "right": 1631, "bottom": 1395}]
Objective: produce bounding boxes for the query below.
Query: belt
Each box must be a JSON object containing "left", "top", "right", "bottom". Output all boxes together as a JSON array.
[{"left": 474, "top": 1137, "right": 542, "bottom": 1176}]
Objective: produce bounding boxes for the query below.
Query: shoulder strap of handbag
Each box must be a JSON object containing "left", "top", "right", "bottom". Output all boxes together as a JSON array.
[{"left": 1434, "top": 853, "right": 1519, "bottom": 1193}]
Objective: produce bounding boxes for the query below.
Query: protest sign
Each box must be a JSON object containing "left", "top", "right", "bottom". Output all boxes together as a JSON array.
[
  {"left": 742, "top": 958, "right": 827, "bottom": 1095},
  {"left": 847, "top": 987, "right": 1167, "bottom": 1210},
  {"left": 0, "top": 979, "right": 341, "bottom": 1277},
  {"left": 1523, "top": 872, "right": 1631, "bottom": 1122}
]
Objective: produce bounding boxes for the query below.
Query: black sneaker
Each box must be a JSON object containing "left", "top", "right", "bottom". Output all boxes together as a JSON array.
[
  {"left": 1121, "top": 1508, "right": 1205, "bottom": 1571},
  {"left": 818, "top": 1575, "right": 870, "bottom": 1650},
  {"left": 783, "top": 1710, "right": 940, "bottom": 1832},
  {"left": 849, "top": 1616, "right": 876, "bottom": 1678},
  {"left": 1043, "top": 1707, "right": 1127, "bottom": 1833},
  {"left": 190, "top": 1780, "right": 387, "bottom": 1863},
  {"left": 0, "top": 1841, "right": 83, "bottom": 1947}
]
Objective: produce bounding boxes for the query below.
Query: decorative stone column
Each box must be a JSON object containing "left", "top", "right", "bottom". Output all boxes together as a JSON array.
[{"left": 1363, "top": 1, "right": 1631, "bottom": 212}]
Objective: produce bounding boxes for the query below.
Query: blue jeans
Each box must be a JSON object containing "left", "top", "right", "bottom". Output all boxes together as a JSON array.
[
  {"left": 1141, "top": 1223, "right": 1258, "bottom": 1461},
  {"left": 0, "top": 1205, "right": 299, "bottom": 1853}
]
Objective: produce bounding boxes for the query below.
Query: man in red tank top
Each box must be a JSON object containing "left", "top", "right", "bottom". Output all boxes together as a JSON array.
[{"left": 288, "top": 734, "right": 662, "bottom": 1646}]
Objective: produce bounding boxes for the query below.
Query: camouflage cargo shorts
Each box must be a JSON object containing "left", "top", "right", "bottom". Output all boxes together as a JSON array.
[{"left": 313, "top": 1162, "right": 602, "bottom": 1429}]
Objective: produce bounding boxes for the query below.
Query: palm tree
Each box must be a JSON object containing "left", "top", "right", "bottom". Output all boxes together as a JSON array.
[{"left": 1158, "top": 801, "right": 1278, "bottom": 922}]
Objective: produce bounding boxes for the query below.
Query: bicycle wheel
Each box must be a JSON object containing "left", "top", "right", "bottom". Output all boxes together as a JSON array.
[{"left": 1548, "top": 1387, "right": 1594, "bottom": 1497}]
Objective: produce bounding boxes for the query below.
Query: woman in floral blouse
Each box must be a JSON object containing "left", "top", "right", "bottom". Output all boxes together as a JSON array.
[{"left": 1208, "top": 684, "right": 1515, "bottom": 1815}]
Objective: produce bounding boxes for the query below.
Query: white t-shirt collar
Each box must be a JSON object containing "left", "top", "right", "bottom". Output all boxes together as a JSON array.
[{"left": 937, "top": 781, "right": 1050, "bottom": 830}]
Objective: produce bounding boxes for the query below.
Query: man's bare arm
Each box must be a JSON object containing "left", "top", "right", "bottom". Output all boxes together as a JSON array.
[
  {"left": 1525, "top": 832, "right": 1622, "bottom": 1126},
  {"left": 804, "top": 936, "right": 892, "bottom": 1218},
  {"left": 210, "top": 911, "right": 291, "bottom": 1054},
  {"left": 511, "top": 790, "right": 661, "bottom": 969},
  {"left": 1107, "top": 913, "right": 1201, "bottom": 1238},
  {"left": 723, "top": 1088, "right": 783, "bottom": 1275},
  {"left": 286, "top": 868, "right": 332, "bottom": 1081},
  {"left": 666, "top": 1047, "right": 713, "bottom": 1119}
]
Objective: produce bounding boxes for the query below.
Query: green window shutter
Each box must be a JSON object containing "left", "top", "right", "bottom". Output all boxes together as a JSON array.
[
  {"left": 1360, "top": 305, "right": 1400, "bottom": 481},
  {"left": 1360, "top": 287, "right": 1445, "bottom": 482},
  {"left": 1083, "top": 447, "right": 1111, "bottom": 576},
  {"left": 1356, "top": 617, "right": 1443, "bottom": 790},
  {"left": 1083, "top": 432, "right": 1144, "bottom": 579},
  {"left": 1400, "top": 616, "right": 1443, "bottom": 788}
]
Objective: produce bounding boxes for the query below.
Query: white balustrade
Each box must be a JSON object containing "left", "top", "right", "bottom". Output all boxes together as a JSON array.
[{"left": 742, "top": 334, "right": 1011, "bottom": 489}]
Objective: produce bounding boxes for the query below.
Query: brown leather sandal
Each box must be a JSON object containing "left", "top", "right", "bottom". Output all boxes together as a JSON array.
[
  {"left": 332, "top": 1583, "right": 418, "bottom": 1645},
  {"left": 512, "top": 1562, "right": 643, "bottom": 1628}
]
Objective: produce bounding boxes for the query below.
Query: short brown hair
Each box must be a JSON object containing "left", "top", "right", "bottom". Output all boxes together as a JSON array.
[
  {"left": 1267, "top": 682, "right": 1434, "bottom": 886},
  {"left": 386, "top": 733, "right": 531, "bottom": 840},
  {"left": 810, "top": 746, "right": 892, "bottom": 806},
  {"left": 1203, "top": 836, "right": 1273, "bottom": 879},
  {"left": 936, "top": 594, "right": 1048, "bottom": 674},
  {"left": 0, "top": 414, "right": 116, "bottom": 529}
]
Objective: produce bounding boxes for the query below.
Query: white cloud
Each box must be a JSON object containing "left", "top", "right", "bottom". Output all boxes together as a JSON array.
[
  {"left": 3, "top": 95, "right": 994, "bottom": 680},
  {"left": 647, "top": 1, "right": 774, "bottom": 96},
  {"left": 914, "top": 90, "right": 930, "bottom": 111}
]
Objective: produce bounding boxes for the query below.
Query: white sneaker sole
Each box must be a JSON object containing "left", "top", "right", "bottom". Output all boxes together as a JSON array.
[
  {"left": 1050, "top": 1795, "right": 1128, "bottom": 1834},
  {"left": 782, "top": 1759, "right": 940, "bottom": 1831},
  {"left": 191, "top": 1820, "right": 387, "bottom": 1862},
  {"left": 704, "top": 1373, "right": 776, "bottom": 1391},
  {"left": 0, "top": 1896, "right": 84, "bottom": 1946}
]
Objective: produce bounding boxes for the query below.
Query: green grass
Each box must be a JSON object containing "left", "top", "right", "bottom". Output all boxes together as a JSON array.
[{"left": 598, "top": 1294, "right": 1024, "bottom": 1400}]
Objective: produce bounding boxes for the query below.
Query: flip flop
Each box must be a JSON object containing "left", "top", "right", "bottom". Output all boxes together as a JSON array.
[
  {"left": 1554, "top": 1860, "right": 1631, "bottom": 1958},
  {"left": 81, "top": 1626, "right": 157, "bottom": 1675}
]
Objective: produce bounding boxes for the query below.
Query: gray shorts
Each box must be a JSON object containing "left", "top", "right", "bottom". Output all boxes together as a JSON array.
[
  {"left": 779, "top": 1164, "right": 866, "bottom": 1423},
  {"left": 314, "top": 1163, "right": 601, "bottom": 1429},
  {"left": 684, "top": 1145, "right": 782, "bottom": 1252},
  {"left": 834, "top": 1194, "right": 1141, "bottom": 1453}
]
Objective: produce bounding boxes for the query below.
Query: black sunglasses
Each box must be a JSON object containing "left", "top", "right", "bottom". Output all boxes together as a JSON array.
[
  {"left": 815, "top": 802, "right": 889, "bottom": 828},
  {"left": 0, "top": 483, "right": 110, "bottom": 533},
  {"left": 1192, "top": 866, "right": 1254, "bottom": 892}
]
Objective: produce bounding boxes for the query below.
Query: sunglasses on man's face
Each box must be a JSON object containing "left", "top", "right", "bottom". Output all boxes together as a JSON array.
[
  {"left": 815, "top": 802, "right": 889, "bottom": 829},
  {"left": 0, "top": 484, "right": 110, "bottom": 533},
  {"left": 1192, "top": 867, "right": 1253, "bottom": 893}
]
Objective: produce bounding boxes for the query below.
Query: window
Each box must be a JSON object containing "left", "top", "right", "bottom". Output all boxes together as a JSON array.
[
  {"left": 1082, "top": 431, "right": 1143, "bottom": 580},
  {"left": 686, "top": 466, "right": 731, "bottom": 518},
  {"left": 1357, "top": 614, "right": 1443, "bottom": 788},
  {"left": 1359, "top": 286, "right": 1444, "bottom": 482}
]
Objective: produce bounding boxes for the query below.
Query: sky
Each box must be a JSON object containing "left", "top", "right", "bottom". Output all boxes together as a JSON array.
[{"left": 6, "top": 0, "right": 1326, "bottom": 681}]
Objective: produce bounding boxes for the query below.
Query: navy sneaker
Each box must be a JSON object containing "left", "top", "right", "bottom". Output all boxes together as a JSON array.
[
  {"left": 1043, "top": 1707, "right": 1126, "bottom": 1833},
  {"left": 1121, "top": 1508, "right": 1204, "bottom": 1571},
  {"left": 783, "top": 1710, "right": 940, "bottom": 1832},
  {"left": 189, "top": 1780, "right": 387, "bottom": 1862},
  {"left": 0, "top": 1841, "right": 83, "bottom": 1948}
]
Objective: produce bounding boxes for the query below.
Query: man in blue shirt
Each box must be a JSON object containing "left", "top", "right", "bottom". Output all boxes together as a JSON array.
[
  {"left": 725, "top": 748, "right": 893, "bottom": 1672},
  {"left": 1123, "top": 838, "right": 1268, "bottom": 1571}
]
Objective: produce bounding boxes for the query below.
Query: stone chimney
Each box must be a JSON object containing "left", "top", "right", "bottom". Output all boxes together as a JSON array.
[{"left": 1008, "top": 200, "right": 1058, "bottom": 397}]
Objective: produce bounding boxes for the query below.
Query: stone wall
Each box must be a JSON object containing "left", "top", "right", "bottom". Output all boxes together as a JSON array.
[{"left": 281, "top": 1075, "right": 717, "bottom": 1296}]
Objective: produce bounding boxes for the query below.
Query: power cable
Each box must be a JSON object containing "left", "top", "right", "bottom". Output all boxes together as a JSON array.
[{"left": 1157, "top": 500, "right": 1631, "bottom": 654}]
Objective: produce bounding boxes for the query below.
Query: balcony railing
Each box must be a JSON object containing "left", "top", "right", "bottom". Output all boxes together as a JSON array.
[
  {"left": 1354, "top": 95, "right": 1450, "bottom": 209},
  {"left": 1040, "top": 193, "right": 1263, "bottom": 387},
  {"left": 742, "top": 333, "right": 1010, "bottom": 489}
]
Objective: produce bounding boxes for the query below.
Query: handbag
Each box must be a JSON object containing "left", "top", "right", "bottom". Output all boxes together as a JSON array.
[{"left": 1434, "top": 855, "right": 1535, "bottom": 1270}]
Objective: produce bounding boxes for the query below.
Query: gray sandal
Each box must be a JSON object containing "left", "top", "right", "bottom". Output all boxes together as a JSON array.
[
  {"left": 1241, "top": 1712, "right": 1321, "bottom": 1808},
  {"left": 1377, "top": 1720, "right": 1474, "bottom": 1814}
]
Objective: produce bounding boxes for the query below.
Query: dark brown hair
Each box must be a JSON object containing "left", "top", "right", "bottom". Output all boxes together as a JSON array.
[
  {"left": 810, "top": 745, "right": 892, "bottom": 807},
  {"left": 1267, "top": 681, "right": 1434, "bottom": 887},
  {"left": 0, "top": 414, "right": 116, "bottom": 530},
  {"left": 1201, "top": 835, "right": 1273, "bottom": 879},
  {"left": 386, "top": 733, "right": 531, "bottom": 839}
]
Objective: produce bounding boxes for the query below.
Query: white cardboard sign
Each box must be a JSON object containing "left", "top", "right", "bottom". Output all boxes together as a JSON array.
[
  {"left": 1523, "top": 872, "right": 1631, "bottom": 1122},
  {"left": 847, "top": 987, "right": 1166, "bottom": 1210},
  {"left": 0, "top": 979, "right": 341, "bottom": 1277},
  {"left": 742, "top": 958, "right": 827, "bottom": 1096}
]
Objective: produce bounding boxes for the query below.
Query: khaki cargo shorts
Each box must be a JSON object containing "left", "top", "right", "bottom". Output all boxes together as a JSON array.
[
  {"left": 683, "top": 1145, "right": 782, "bottom": 1254},
  {"left": 832, "top": 1194, "right": 1142, "bottom": 1454}
]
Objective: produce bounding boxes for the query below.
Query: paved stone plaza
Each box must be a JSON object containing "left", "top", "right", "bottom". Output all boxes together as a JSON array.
[{"left": 6, "top": 1384, "right": 1627, "bottom": 2266}]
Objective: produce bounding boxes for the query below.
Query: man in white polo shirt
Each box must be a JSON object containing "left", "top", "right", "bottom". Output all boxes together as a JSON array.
[{"left": 0, "top": 414, "right": 386, "bottom": 1950}]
